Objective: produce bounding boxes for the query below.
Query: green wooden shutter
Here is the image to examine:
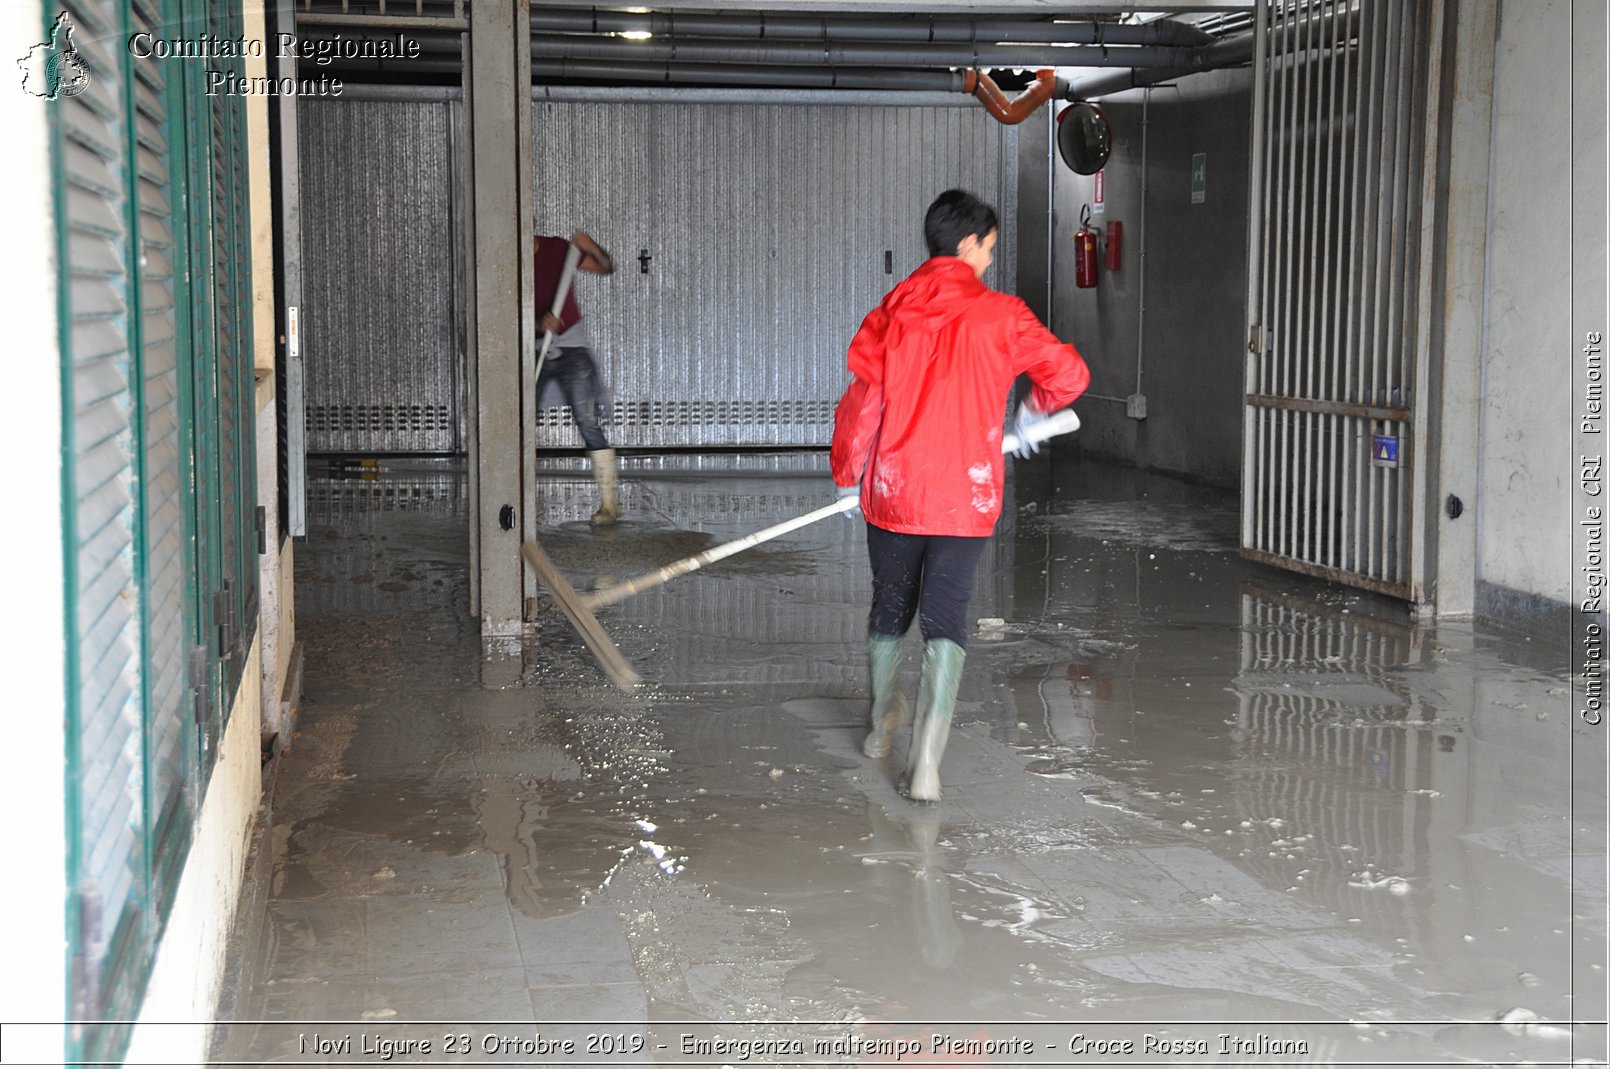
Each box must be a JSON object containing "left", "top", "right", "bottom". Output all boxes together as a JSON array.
[
  {"left": 54, "top": 4, "right": 149, "bottom": 1058},
  {"left": 53, "top": 1, "right": 257, "bottom": 1062},
  {"left": 202, "top": 1, "right": 258, "bottom": 709},
  {"left": 129, "top": 0, "right": 196, "bottom": 915}
]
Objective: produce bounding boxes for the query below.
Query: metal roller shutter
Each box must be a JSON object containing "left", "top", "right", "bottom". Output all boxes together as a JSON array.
[
  {"left": 297, "top": 92, "right": 1017, "bottom": 453},
  {"left": 299, "top": 98, "right": 460, "bottom": 454},
  {"left": 529, "top": 96, "right": 1019, "bottom": 449}
]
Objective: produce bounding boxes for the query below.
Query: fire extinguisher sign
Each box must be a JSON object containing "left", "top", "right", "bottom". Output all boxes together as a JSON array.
[
  {"left": 1191, "top": 153, "right": 1207, "bottom": 204},
  {"left": 1092, "top": 170, "right": 1105, "bottom": 215}
]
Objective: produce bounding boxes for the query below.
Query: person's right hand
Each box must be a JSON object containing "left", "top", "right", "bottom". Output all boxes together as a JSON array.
[
  {"left": 835, "top": 483, "right": 862, "bottom": 520},
  {"left": 541, "top": 312, "right": 563, "bottom": 335}
]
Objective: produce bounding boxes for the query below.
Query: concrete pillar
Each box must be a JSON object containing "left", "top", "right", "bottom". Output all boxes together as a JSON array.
[
  {"left": 469, "top": 0, "right": 534, "bottom": 638},
  {"left": 1426, "top": 0, "right": 1498, "bottom": 617}
]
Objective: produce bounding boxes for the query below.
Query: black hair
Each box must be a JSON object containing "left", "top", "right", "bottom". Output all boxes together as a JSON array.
[{"left": 923, "top": 188, "right": 999, "bottom": 258}]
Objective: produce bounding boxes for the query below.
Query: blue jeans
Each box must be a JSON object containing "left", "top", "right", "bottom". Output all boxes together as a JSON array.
[{"left": 539, "top": 346, "right": 610, "bottom": 451}]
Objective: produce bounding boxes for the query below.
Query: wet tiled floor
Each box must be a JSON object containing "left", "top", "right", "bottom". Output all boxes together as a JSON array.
[{"left": 219, "top": 454, "right": 1606, "bottom": 1065}]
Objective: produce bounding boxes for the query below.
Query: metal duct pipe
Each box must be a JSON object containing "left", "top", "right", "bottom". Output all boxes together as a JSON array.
[
  {"left": 528, "top": 35, "right": 1196, "bottom": 70},
  {"left": 1065, "top": 5, "right": 1360, "bottom": 99},
  {"left": 1062, "top": 65, "right": 1182, "bottom": 100},
  {"left": 530, "top": 8, "right": 1214, "bottom": 48},
  {"left": 531, "top": 58, "right": 968, "bottom": 93}
]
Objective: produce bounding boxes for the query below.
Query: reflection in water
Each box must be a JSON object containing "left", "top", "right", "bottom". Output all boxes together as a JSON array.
[
  {"left": 863, "top": 806, "right": 963, "bottom": 972},
  {"left": 1230, "top": 586, "right": 1436, "bottom": 935}
]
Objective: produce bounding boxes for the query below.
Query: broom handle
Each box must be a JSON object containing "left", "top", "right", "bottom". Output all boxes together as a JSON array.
[{"left": 581, "top": 407, "right": 1080, "bottom": 611}]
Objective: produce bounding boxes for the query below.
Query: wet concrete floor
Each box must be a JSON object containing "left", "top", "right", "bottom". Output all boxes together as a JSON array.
[{"left": 220, "top": 454, "right": 1606, "bottom": 1066}]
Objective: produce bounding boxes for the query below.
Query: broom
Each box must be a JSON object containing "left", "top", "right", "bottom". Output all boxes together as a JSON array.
[{"left": 524, "top": 406, "right": 1082, "bottom": 690}]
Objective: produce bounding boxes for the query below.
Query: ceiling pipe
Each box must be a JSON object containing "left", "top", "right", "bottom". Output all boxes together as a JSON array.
[
  {"left": 1064, "top": 4, "right": 1358, "bottom": 99},
  {"left": 527, "top": 35, "right": 1196, "bottom": 70},
  {"left": 530, "top": 8, "right": 1214, "bottom": 48},
  {"left": 300, "top": 9, "right": 1332, "bottom": 104},
  {"left": 965, "top": 69, "right": 1059, "bottom": 125},
  {"left": 295, "top": 28, "right": 1187, "bottom": 72},
  {"left": 532, "top": 57, "right": 967, "bottom": 92}
]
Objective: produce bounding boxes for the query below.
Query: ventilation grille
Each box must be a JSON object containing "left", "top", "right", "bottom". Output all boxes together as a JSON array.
[
  {"left": 534, "top": 399, "right": 836, "bottom": 429},
  {"left": 309, "top": 404, "right": 454, "bottom": 435},
  {"left": 306, "top": 476, "right": 467, "bottom": 520}
]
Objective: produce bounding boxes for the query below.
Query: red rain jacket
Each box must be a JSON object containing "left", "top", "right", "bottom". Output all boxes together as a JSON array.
[{"left": 830, "top": 257, "right": 1090, "bottom": 538}]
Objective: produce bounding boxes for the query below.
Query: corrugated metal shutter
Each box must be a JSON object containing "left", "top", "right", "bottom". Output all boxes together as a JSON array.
[
  {"left": 298, "top": 93, "right": 1016, "bottom": 453},
  {"left": 299, "top": 98, "right": 459, "bottom": 454},
  {"left": 530, "top": 98, "right": 1020, "bottom": 449},
  {"left": 56, "top": 3, "right": 147, "bottom": 1048}
]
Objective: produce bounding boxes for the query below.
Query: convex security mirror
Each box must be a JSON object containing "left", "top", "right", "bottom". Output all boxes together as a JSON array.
[{"left": 1056, "top": 101, "right": 1112, "bottom": 175}]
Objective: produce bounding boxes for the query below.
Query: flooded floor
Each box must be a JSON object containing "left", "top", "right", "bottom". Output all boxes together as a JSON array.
[{"left": 220, "top": 454, "right": 1606, "bottom": 1066}]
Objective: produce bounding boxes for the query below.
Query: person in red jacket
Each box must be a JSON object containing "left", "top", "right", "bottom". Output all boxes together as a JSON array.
[{"left": 831, "top": 189, "right": 1090, "bottom": 804}]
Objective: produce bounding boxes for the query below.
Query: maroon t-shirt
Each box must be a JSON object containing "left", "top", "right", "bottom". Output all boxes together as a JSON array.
[{"left": 533, "top": 235, "right": 582, "bottom": 333}]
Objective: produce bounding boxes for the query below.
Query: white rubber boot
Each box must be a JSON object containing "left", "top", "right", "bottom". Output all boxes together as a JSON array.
[{"left": 589, "top": 448, "right": 619, "bottom": 526}]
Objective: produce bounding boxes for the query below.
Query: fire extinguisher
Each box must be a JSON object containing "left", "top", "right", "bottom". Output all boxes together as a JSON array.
[{"left": 1075, "top": 203, "right": 1099, "bottom": 289}]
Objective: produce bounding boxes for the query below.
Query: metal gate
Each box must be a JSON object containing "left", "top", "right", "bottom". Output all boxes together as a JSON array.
[{"left": 1241, "top": 0, "right": 1444, "bottom": 601}]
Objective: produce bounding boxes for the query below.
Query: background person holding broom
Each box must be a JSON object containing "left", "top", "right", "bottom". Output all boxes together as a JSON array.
[
  {"left": 831, "top": 188, "right": 1091, "bottom": 804},
  {"left": 534, "top": 228, "right": 620, "bottom": 526}
]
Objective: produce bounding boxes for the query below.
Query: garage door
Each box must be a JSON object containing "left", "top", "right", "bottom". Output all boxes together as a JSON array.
[
  {"left": 299, "top": 89, "right": 1017, "bottom": 453},
  {"left": 532, "top": 90, "right": 1019, "bottom": 449}
]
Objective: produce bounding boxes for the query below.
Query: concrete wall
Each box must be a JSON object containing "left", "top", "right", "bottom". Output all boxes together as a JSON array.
[
  {"left": 1046, "top": 69, "right": 1255, "bottom": 488},
  {"left": 125, "top": 640, "right": 263, "bottom": 1065},
  {"left": 1015, "top": 105, "right": 1055, "bottom": 327},
  {"left": 1475, "top": 0, "right": 1580, "bottom": 622}
]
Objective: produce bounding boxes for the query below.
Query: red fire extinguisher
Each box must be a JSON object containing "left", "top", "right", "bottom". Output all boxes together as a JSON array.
[{"left": 1075, "top": 203, "right": 1098, "bottom": 289}]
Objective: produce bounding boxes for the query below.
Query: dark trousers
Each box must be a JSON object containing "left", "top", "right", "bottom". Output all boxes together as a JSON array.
[
  {"left": 538, "top": 346, "right": 610, "bottom": 451},
  {"left": 865, "top": 522, "right": 988, "bottom": 648}
]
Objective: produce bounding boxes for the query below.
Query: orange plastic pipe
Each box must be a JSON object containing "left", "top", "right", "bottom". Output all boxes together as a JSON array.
[{"left": 964, "top": 68, "right": 1059, "bottom": 125}]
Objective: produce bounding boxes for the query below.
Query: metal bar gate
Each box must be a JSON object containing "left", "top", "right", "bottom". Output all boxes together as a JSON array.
[{"left": 1242, "top": 0, "right": 1443, "bottom": 602}]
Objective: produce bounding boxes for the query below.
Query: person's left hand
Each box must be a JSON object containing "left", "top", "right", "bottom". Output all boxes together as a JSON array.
[
  {"left": 541, "top": 312, "right": 563, "bottom": 335},
  {"left": 1010, "top": 402, "right": 1050, "bottom": 459}
]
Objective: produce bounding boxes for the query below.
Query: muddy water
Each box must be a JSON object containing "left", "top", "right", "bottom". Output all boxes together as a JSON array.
[{"left": 220, "top": 456, "right": 1606, "bottom": 1066}]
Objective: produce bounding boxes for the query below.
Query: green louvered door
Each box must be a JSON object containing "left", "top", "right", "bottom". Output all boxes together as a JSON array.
[
  {"left": 197, "top": 0, "right": 259, "bottom": 723},
  {"left": 54, "top": 1, "right": 257, "bottom": 1062},
  {"left": 129, "top": 0, "right": 196, "bottom": 921},
  {"left": 57, "top": 8, "right": 149, "bottom": 1054}
]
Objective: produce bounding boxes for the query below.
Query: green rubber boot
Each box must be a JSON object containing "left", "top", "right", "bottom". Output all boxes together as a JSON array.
[
  {"left": 861, "top": 634, "right": 908, "bottom": 759},
  {"left": 900, "top": 639, "right": 965, "bottom": 804}
]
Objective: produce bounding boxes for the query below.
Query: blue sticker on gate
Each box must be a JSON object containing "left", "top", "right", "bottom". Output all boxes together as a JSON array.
[{"left": 1371, "top": 434, "right": 1399, "bottom": 468}]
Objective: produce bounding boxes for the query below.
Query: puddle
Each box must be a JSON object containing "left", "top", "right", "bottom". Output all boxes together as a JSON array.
[{"left": 224, "top": 458, "right": 1605, "bottom": 1068}]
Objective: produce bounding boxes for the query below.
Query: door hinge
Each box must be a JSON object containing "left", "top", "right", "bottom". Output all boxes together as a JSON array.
[
  {"left": 189, "top": 644, "right": 213, "bottom": 725},
  {"left": 214, "top": 579, "right": 237, "bottom": 657},
  {"left": 256, "top": 505, "right": 268, "bottom": 555},
  {"left": 1249, "top": 324, "right": 1267, "bottom": 354}
]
